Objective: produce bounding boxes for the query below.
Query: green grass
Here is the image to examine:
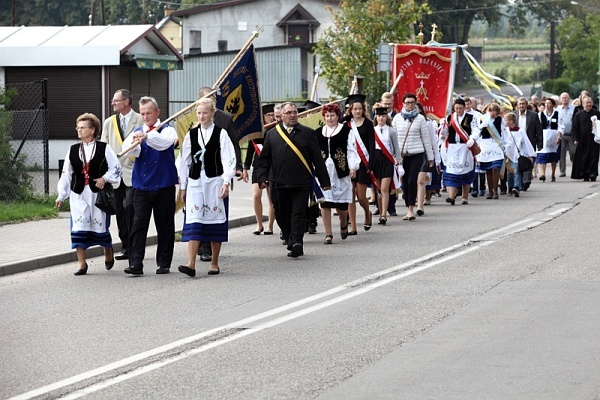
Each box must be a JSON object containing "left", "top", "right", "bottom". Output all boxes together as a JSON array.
[{"left": 0, "top": 195, "right": 65, "bottom": 223}]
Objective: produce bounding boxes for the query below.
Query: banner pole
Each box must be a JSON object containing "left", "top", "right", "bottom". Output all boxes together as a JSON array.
[
  {"left": 212, "top": 26, "right": 263, "bottom": 90},
  {"left": 262, "top": 97, "right": 349, "bottom": 131}
]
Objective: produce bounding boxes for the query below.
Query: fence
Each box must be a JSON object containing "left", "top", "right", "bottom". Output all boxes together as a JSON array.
[{"left": 0, "top": 80, "right": 50, "bottom": 200}]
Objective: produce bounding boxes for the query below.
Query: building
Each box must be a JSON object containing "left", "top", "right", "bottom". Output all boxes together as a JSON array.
[
  {"left": 0, "top": 25, "right": 183, "bottom": 169},
  {"left": 168, "top": 0, "right": 340, "bottom": 113}
]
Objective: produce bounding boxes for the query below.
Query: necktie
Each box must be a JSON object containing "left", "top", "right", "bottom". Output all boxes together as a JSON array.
[
  {"left": 120, "top": 116, "right": 126, "bottom": 133},
  {"left": 287, "top": 127, "right": 292, "bottom": 134}
]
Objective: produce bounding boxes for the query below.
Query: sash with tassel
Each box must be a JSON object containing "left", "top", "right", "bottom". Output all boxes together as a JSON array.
[
  {"left": 275, "top": 124, "right": 324, "bottom": 202},
  {"left": 450, "top": 113, "right": 479, "bottom": 157},
  {"left": 481, "top": 115, "right": 507, "bottom": 174}
]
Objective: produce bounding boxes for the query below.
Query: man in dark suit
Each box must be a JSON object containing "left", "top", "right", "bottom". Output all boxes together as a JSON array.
[
  {"left": 516, "top": 97, "right": 543, "bottom": 189},
  {"left": 255, "top": 102, "right": 331, "bottom": 258}
]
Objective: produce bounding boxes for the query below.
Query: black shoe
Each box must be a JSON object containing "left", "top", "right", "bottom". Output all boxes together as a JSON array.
[
  {"left": 200, "top": 253, "right": 212, "bottom": 262},
  {"left": 208, "top": 268, "right": 220, "bottom": 275},
  {"left": 124, "top": 266, "right": 143, "bottom": 275},
  {"left": 105, "top": 257, "right": 115, "bottom": 270},
  {"left": 178, "top": 265, "right": 196, "bottom": 277},
  {"left": 115, "top": 251, "right": 128, "bottom": 261},
  {"left": 551, "top": 176, "right": 556, "bottom": 182},
  {"left": 74, "top": 263, "right": 88, "bottom": 276},
  {"left": 445, "top": 197, "right": 455, "bottom": 205},
  {"left": 340, "top": 225, "right": 349, "bottom": 240},
  {"left": 282, "top": 239, "right": 289, "bottom": 246},
  {"left": 287, "top": 243, "right": 304, "bottom": 258},
  {"left": 591, "top": 175, "right": 597, "bottom": 182},
  {"left": 373, "top": 209, "right": 380, "bottom": 216},
  {"left": 308, "top": 223, "right": 317, "bottom": 234},
  {"left": 156, "top": 267, "right": 170, "bottom": 274},
  {"left": 388, "top": 210, "right": 397, "bottom": 216},
  {"left": 500, "top": 190, "right": 507, "bottom": 195},
  {"left": 416, "top": 209, "right": 424, "bottom": 216},
  {"left": 348, "top": 230, "right": 358, "bottom": 236}
]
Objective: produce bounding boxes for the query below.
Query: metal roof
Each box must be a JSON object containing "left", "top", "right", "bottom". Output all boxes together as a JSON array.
[{"left": 0, "top": 25, "right": 183, "bottom": 67}]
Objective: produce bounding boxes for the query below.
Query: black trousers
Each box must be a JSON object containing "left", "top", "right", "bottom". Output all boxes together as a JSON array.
[
  {"left": 129, "top": 186, "right": 176, "bottom": 269},
  {"left": 114, "top": 180, "right": 134, "bottom": 253},
  {"left": 402, "top": 153, "right": 425, "bottom": 207},
  {"left": 275, "top": 187, "right": 310, "bottom": 246}
]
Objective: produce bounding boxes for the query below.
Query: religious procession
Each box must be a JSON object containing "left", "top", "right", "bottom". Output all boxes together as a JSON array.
[{"left": 54, "top": 26, "right": 600, "bottom": 278}]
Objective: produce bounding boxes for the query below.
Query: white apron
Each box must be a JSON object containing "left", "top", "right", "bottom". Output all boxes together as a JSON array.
[
  {"left": 476, "top": 138, "right": 504, "bottom": 162},
  {"left": 185, "top": 174, "right": 226, "bottom": 224},
  {"left": 69, "top": 186, "right": 108, "bottom": 233},
  {"left": 444, "top": 143, "right": 474, "bottom": 175}
]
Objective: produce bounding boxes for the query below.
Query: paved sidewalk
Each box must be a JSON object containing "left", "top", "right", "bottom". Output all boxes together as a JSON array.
[{"left": 0, "top": 181, "right": 261, "bottom": 277}]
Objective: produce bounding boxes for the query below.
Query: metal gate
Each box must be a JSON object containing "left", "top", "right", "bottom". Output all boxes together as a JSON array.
[{"left": 1, "top": 79, "right": 50, "bottom": 198}]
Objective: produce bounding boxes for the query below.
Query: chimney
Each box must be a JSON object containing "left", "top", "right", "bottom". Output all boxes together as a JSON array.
[{"left": 164, "top": 8, "right": 174, "bottom": 17}]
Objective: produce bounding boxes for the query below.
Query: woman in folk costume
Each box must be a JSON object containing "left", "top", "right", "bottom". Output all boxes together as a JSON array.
[
  {"left": 416, "top": 102, "right": 441, "bottom": 214},
  {"left": 503, "top": 112, "right": 536, "bottom": 197},
  {"left": 55, "top": 113, "right": 122, "bottom": 275},
  {"left": 474, "top": 103, "right": 506, "bottom": 199},
  {"left": 344, "top": 94, "right": 375, "bottom": 235},
  {"left": 392, "top": 93, "right": 434, "bottom": 220},
  {"left": 178, "top": 98, "right": 236, "bottom": 277},
  {"left": 537, "top": 97, "right": 562, "bottom": 182},
  {"left": 439, "top": 98, "right": 480, "bottom": 205},
  {"left": 243, "top": 103, "right": 276, "bottom": 235},
  {"left": 315, "top": 103, "right": 360, "bottom": 244},
  {"left": 371, "top": 104, "right": 400, "bottom": 225}
]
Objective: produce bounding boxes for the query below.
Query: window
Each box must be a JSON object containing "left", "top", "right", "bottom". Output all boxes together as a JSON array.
[{"left": 190, "top": 30, "right": 201, "bottom": 55}]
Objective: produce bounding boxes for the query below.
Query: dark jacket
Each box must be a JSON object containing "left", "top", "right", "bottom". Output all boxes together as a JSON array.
[
  {"left": 255, "top": 122, "right": 331, "bottom": 190},
  {"left": 214, "top": 109, "right": 241, "bottom": 171},
  {"left": 518, "top": 109, "right": 543, "bottom": 151}
]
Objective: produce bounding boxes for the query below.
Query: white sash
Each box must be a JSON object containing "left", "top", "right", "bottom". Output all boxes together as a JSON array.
[{"left": 350, "top": 120, "right": 370, "bottom": 163}]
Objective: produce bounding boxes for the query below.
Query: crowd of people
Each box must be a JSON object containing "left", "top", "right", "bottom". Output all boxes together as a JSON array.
[{"left": 55, "top": 87, "right": 600, "bottom": 276}]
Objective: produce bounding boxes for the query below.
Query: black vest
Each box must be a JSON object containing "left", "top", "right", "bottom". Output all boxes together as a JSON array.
[
  {"left": 481, "top": 116, "right": 503, "bottom": 139},
  {"left": 540, "top": 110, "right": 559, "bottom": 130},
  {"left": 189, "top": 126, "right": 223, "bottom": 179},
  {"left": 446, "top": 113, "right": 473, "bottom": 144},
  {"left": 69, "top": 141, "right": 108, "bottom": 194},
  {"left": 316, "top": 124, "right": 351, "bottom": 178}
]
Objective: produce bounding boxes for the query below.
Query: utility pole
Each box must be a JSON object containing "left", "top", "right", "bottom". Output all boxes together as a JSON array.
[
  {"left": 90, "top": 0, "right": 95, "bottom": 25},
  {"left": 549, "top": 20, "right": 556, "bottom": 79},
  {"left": 12, "top": 0, "right": 15, "bottom": 26}
]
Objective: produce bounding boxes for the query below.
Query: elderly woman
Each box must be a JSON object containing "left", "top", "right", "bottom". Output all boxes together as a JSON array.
[
  {"left": 392, "top": 93, "right": 434, "bottom": 220},
  {"left": 315, "top": 103, "right": 359, "bottom": 244},
  {"left": 178, "top": 98, "right": 237, "bottom": 277},
  {"left": 345, "top": 94, "right": 375, "bottom": 234},
  {"left": 55, "top": 113, "right": 122, "bottom": 275}
]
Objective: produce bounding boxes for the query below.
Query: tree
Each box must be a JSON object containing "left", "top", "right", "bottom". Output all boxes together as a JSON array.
[
  {"left": 556, "top": 14, "right": 600, "bottom": 88},
  {"left": 314, "top": 0, "right": 429, "bottom": 103}
]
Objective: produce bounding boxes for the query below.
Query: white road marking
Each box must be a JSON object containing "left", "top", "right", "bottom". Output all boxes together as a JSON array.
[
  {"left": 7, "top": 211, "right": 566, "bottom": 400},
  {"left": 547, "top": 207, "right": 570, "bottom": 216}
]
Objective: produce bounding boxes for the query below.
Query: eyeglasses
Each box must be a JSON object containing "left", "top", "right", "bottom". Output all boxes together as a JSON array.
[
  {"left": 283, "top": 111, "right": 298, "bottom": 115},
  {"left": 111, "top": 99, "right": 124, "bottom": 103},
  {"left": 265, "top": 113, "right": 275, "bottom": 117},
  {"left": 404, "top": 101, "right": 416, "bottom": 105},
  {"left": 76, "top": 126, "right": 91, "bottom": 131}
]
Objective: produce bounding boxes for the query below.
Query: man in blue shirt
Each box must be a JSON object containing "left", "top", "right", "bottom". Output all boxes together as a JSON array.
[{"left": 122, "top": 96, "right": 178, "bottom": 275}]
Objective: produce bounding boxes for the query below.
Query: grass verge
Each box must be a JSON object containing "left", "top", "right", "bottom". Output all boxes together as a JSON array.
[{"left": 0, "top": 195, "right": 68, "bottom": 224}]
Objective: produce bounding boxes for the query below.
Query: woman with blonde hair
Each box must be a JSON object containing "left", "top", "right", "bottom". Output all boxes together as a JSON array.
[{"left": 178, "top": 98, "right": 236, "bottom": 277}]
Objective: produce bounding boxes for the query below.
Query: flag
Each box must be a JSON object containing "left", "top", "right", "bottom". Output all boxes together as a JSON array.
[
  {"left": 217, "top": 44, "right": 262, "bottom": 144},
  {"left": 392, "top": 44, "right": 456, "bottom": 121},
  {"left": 175, "top": 44, "right": 262, "bottom": 151}
]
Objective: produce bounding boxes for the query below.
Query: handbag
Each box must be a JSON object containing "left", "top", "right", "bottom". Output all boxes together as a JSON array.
[
  {"left": 470, "top": 141, "right": 481, "bottom": 156},
  {"left": 518, "top": 155, "right": 533, "bottom": 173},
  {"left": 95, "top": 183, "right": 117, "bottom": 215}
]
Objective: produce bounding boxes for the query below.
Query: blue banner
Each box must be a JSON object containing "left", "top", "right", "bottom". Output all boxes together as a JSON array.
[{"left": 216, "top": 44, "right": 262, "bottom": 144}]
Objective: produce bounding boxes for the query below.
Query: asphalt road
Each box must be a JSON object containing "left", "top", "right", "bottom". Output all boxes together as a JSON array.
[{"left": 2, "top": 175, "right": 600, "bottom": 400}]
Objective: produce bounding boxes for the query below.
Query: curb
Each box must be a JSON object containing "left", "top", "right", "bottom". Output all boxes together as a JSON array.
[{"left": 0, "top": 215, "right": 258, "bottom": 277}]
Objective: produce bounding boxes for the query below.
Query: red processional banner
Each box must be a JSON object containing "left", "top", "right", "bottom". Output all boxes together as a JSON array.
[{"left": 392, "top": 44, "right": 456, "bottom": 121}]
